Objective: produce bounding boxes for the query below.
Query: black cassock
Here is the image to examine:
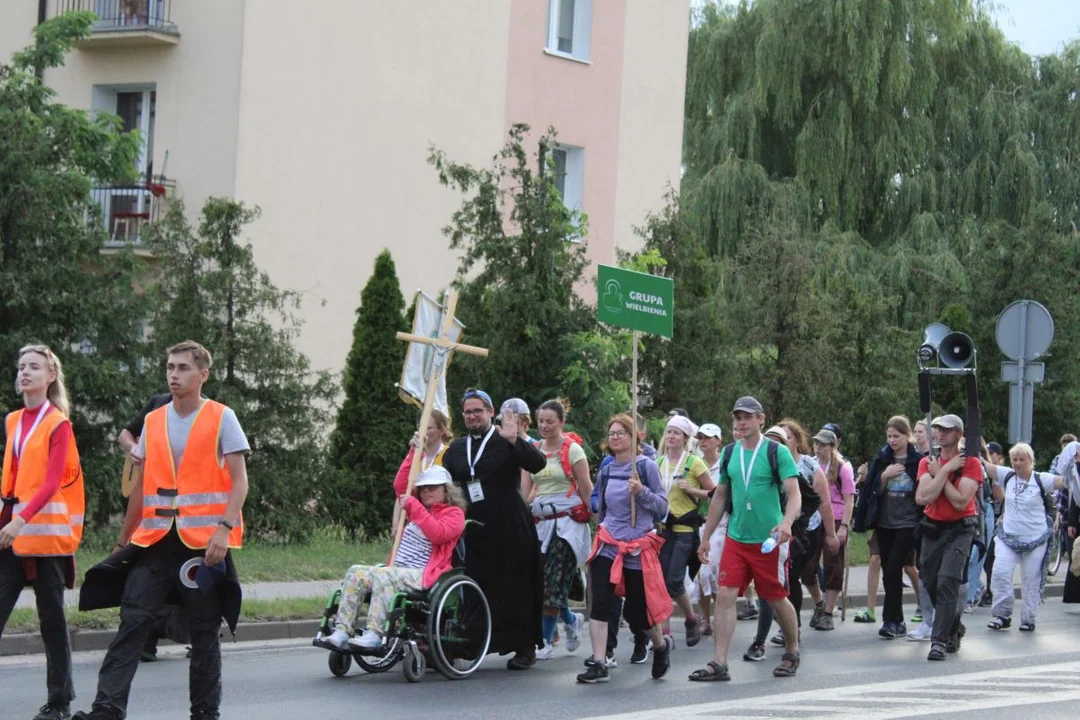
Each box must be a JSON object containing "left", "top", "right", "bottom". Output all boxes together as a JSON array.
[{"left": 443, "top": 429, "right": 546, "bottom": 656}]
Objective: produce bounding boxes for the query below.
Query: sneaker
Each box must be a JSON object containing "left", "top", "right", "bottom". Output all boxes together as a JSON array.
[
  {"left": 978, "top": 590, "right": 993, "bottom": 608},
  {"left": 769, "top": 631, "right": 785, "bottom": 647},
  {"left": 737, "top": 601, "right": 759, "bottom": 620},
  {"left": 946, "top": 622, "right": 964, "bottom": 653},
  {"left": 535, "top": 643, "right": 555, "bottom": 660},
  {"left": 347, "top": 629, "right": 382, "bottom": 650},
  {"left": 907, "top": 622, "right": 932, "bottom": 641},
  {"left": 879, "top": 622, "right": 905, "bottom": 639},
  {"left": 71, "top": 713, "right": 116, "bottom": 720},
  {"left": 927, "top": 642, "right": 947, "bottom": 661},
  {"left": 853, "top": 608, "right": 876, "bottom": 623},
  {"left": 685, "top": 617, "right": 703, "bottom": 648},
  {"left": 910, "top": 607, "right": 923, "bottom": 624},
  {"left": 808, "top": 608, "right": 825, "bottom": 630},
  {"left": 564, "top": 612, "right": 584, "bottom": 653},
  {"left": 629, "top": 638, "right": 650, "bottom": 664},
  {"left": 138, "top": 650, "right": 158, "bottom": 663},
  {"left": 605, "top": 650, "right": 617, "bottom": 668},
  {"left": 34, "top": 704, "right": 71, "bottom": 720},
  {"left": 576, "top": 662, "right": 610, "bottom": 684},
  {"left": 743, "top": 641, "right": 766, "bottom": 662},
  {"left": 816, "top": 613, "right": 834, "bottom": 631},
  {"left": 651, "top": 636, "right": 673, "bottom": 679},
  {"left": 962, "top": 602, "right": 975, "bottom": 614},
  {"left": 663, "top": 631, "right": 676, "bottom": 650},
  {"left": 324, "top": 628, "right": 350, "bottom": 650}
]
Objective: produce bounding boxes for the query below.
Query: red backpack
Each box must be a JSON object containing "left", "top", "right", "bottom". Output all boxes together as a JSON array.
[{"left": 557, "top": 432, "right": 584, "bottom": 496}]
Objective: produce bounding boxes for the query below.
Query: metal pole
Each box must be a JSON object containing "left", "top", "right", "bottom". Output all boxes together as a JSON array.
[{"left": 1017, "top": 301, "right": 1028, "bottom": 442}]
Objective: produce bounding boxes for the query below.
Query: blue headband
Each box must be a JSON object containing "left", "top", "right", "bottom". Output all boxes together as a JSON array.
[{"left": 462, "top": 389, "right": 493, "bottom": 409}]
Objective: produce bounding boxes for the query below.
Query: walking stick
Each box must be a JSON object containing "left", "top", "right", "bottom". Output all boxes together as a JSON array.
[{"left": 841, "top": 564, "right": 850, "bottom": 622}]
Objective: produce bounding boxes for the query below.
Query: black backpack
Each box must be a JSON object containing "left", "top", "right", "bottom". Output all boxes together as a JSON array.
[{"left": 1002, "top": 471, "right": 1056, "bottom": 532}]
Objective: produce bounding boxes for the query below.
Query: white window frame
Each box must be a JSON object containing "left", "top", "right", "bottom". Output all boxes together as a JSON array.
[
  {"left": 551, "top": 144, "right": 585, "bottom": 241},
  {"left": 545, "top": 0, "right": 592, "bottom": 64}
]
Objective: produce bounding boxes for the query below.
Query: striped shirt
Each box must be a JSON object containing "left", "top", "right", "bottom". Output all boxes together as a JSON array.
[{"left": 397, "top": 522, "right": 432, "bottom": 569}]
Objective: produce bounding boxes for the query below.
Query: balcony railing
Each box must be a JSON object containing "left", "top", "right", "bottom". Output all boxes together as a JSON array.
[
  {"left": 57, "top": 0, "right": 180, "bottom": 48},
  {"left": 92, "top": 175, "right": 174, "bottom": 245}
]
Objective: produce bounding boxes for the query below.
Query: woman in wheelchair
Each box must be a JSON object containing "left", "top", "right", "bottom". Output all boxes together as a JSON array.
[{"left": 318, "top": 466, "right": 466, "bottom": 651}]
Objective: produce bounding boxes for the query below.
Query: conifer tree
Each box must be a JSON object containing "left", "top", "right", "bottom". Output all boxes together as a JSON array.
[{"left": 326, "top": 250, "right": 414, "bottom": 537}]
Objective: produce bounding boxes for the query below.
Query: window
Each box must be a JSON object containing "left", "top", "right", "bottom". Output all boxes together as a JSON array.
[
  {"left": 550, "top": 144, "right": 585, "bottom": 239},
  {"left": 546, "top": 0, "right": 592, "bottom": 62}
]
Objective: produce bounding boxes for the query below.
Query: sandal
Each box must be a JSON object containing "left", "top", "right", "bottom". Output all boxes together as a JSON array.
[
  {"left": 1018, "top": 622, "right": 1036, "bottom": 632},
  {"left": 773, "top": 652, "right": 799, "bottom": 677},
  {"left": 688, "top": 660, "right": 730, "bottom": 682},
  {"left": 987, "top": 616, "right": 1011, "bottom": 631}
]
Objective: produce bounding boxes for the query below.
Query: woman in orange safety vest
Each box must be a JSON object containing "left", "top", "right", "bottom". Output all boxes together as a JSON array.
[{"left": 0, "top": 345, "right": 84, "bottom": 720}]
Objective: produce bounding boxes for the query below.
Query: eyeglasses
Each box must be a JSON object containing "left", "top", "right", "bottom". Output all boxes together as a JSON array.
[
  {"left": 463, "top": 408, "right": 487, "bottom": 416},
  {"left": 607, "top": 431, "right": 628, "bottom": 439}
]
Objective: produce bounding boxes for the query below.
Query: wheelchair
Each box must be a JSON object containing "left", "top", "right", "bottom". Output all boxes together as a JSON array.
[{"left": 313, "top": 540, "right": 491, "bottom": 682}]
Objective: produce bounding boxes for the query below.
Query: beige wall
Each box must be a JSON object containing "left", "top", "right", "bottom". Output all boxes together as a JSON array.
[
  {"left": 614, "top": 0, "right": 689, "bottom": 254},
  {"left": 233, "top": 1, "right": 512, "bottom": 372},
  {"left": 0, "top": 1, "right": 38, "bottom": 62}
]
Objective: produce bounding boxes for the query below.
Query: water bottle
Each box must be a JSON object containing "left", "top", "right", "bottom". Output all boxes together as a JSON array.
[{"left": 760, "top": 532, "right": 780, "bottom": 554}]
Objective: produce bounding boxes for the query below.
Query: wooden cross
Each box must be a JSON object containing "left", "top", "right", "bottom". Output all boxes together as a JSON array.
[{"left": 388, "top": 291, "right": 488, "bottom": 566}]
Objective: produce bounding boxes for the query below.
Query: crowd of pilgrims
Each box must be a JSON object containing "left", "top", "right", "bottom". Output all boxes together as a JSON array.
[{"left": 321, "top": 388, "right": 1080, "bottom": 684}]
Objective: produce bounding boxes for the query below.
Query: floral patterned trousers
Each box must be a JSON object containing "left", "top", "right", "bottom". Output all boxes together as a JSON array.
[{"left": 334, "top": 565, "right": 424, "bottom": 635}]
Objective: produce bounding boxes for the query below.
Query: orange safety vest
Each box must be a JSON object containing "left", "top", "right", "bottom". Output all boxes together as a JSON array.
[
  {"left": 1, "top": 404, "right": 85, "bottom": 556},
  {"left": 130, "top": 400, "right": 243, "bottom": 550}
]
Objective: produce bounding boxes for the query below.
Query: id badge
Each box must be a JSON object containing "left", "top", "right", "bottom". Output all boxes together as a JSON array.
[{"left": 467, "top": 480, "right": 485, "bottom": 503}]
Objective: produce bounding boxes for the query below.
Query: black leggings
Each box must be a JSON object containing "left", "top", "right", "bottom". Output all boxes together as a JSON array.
[
  {"left": 876, "top": 526, "right": 916, "bottom": 624},
  {"left": 755, "top": 525, "right": 821, "bottom": 642}
]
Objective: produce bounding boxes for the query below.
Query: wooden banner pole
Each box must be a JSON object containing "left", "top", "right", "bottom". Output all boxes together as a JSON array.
[{"left": 630, "top": 330, "right": 639, "bottom": 527}]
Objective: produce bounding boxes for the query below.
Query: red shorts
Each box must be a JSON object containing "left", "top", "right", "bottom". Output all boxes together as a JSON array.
[{"left": 717, "top": 537, "right": 790, "bottom": 602}]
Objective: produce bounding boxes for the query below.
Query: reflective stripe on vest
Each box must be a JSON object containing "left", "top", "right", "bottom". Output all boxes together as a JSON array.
[
  {"left": 1, "top": 408, "right": 85, "bottom": 557},
  {"left": 130, "top": 400, "right": 243, "bottom": 550}
]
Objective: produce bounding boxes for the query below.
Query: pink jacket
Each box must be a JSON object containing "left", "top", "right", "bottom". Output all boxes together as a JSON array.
[{"left": 392, "top": 450, "right": 465, "bottom": 588}]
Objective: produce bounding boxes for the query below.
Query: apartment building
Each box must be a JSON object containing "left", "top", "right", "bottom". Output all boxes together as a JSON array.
[{"left": 0, "top": 0, "right": 690, "bottom": 373}]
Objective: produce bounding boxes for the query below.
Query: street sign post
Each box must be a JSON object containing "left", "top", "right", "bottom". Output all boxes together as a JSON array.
[
  {"left": 995, "top": 300, "right": 1054, "bottom": 443},
  {"left": 597, "top": 264, "right": 674, "bottom": 524}
]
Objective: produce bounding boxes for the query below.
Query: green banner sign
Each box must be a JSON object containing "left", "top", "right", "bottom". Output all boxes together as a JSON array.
[{"left": 596, "top": 264, "right": 674, "bottom": 338}]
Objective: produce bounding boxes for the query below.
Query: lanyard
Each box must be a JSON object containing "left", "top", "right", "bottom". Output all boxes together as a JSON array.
[
  {"left": 13, "top": 400, "right": 51, "bottom": 460},
  {"left": 421, "top": 445, "right": 445, "bottom": 472},
  {"left": 466, "top": 426, "right": 496, "bottom": 479},
  {"left": 739, "top": 435, "right": 764, "bottom": 495},
  {"left": 660, "top": 451, "right": 687, "bottom": 493}
]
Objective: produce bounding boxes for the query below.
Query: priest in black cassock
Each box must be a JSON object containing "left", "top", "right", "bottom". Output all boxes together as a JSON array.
[{"left": 443, "top": 389, "right": 547, "bottom": 669}]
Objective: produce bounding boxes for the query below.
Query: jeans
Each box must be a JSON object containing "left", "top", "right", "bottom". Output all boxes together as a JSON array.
[
  {"left": 966, "top": 511, "right": 995, "bottom": 603},
  {"left": 0, "top": 551, "right": 74, "bottom": 707}
]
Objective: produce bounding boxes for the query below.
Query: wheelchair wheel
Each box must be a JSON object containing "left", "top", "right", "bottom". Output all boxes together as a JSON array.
[
  {"left": 355, "top": 636, "right": 403, "bottom": 674},
  {"left": 328, "top": 651, "right": 352, "bottom": 677},
  {"left": 402, "top": 644, "right": 426, "bottom": 683},
  {"left": 1049, "top": 529, "right": 1064, "bottom": 576},
  {"left": 426, "top": 574, "right": 491, "bottom": 680}
]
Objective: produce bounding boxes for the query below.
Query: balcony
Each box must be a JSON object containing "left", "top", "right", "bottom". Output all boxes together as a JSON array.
[
  {"left": 93, "top": 175, "right": 174, "bottom": 249},
  {"left": 58, "top": 0, "right": 180, "bottom": 49}
]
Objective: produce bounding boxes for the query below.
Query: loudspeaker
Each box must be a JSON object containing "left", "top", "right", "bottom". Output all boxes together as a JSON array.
[
  {"left": 939, "top": 331, "right": 975, "bottom": 369},
  {"left": 918, "top": 323, "right": 951, "bottom": 365}
]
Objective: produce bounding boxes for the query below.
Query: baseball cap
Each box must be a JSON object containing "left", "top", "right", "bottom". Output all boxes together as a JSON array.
[
  {"left": 764, "top": 425, "right": 789, "bottom": 443},
  {"left": 697, "top": 423, "right": 723, "bottom": 439},
  {"left": 499, "top": 398, "right": 530, "bottom": 416},
  {"left": 931, "top": 414, "right": 965, "bottom": 432},
  {"left": 414, "top": 466, "right": 453, "bottom": 487},
  {"left": 813, "top": 429, "right": 838, "bottom": 446},
  {"left": 823, "top": 422, "right": 843, "bottom": 441},
  {"left": 731, "top": 396, "right": 764, "bottom": 415},
  {"left": 462, "top": 388, "right": 493, "bottom": 409},
  {"left": 987, "top": 441, "right": 1003, "bottom": 455}
]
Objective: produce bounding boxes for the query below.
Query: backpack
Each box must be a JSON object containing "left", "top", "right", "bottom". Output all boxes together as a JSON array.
[
  {"left": 557, "top": 433, "right": 585, "bottom": 497},
  {"left": 1002, "top": 471, "right": 1056, "bottom": 531}
]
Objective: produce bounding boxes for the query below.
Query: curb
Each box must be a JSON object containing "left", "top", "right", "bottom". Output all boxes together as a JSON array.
[
  {"left": 1, "top": 619, "right": 322, "bottom": 657},
  {"left": 0, "top": 584, "right": 1066, "bottom": 656}
]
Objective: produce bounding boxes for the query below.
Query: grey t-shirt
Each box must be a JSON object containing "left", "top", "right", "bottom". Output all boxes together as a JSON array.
[
  {"left": 134, "top": 401, "right": 250, "bottom": 469},
  {"left": 876, "top": 456, "right": 921, "bottom": 529}
]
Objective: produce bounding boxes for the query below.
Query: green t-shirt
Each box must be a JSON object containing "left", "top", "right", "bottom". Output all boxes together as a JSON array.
[
  {"left": 720, "top": 439, "right": 798, "bottom": 544},
  {"left": 657, "top": 453, "right": 711, "bottom": 532},
  {"left": 532, "top": 441, "right": 587, "bottom": 497}
]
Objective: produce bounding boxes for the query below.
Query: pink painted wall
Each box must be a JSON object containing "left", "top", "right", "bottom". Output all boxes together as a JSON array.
[{"left": 503, "top": 0, "right": 627, "bottom": 277}]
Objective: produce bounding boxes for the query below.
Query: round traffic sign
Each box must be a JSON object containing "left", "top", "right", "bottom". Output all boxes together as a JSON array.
[{"left": 995, "top": 300, "right": 1054, "bottom": 361}]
